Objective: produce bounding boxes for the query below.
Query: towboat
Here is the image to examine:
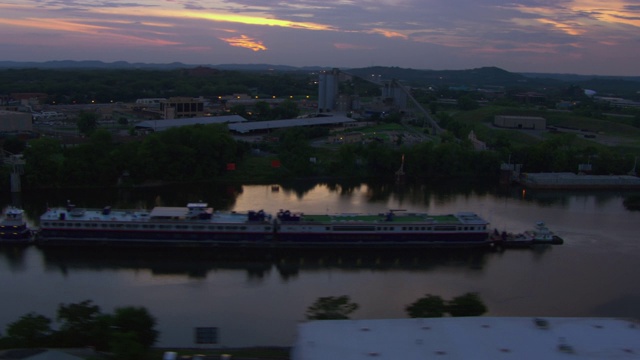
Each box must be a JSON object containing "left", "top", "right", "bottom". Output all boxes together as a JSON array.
[
  {"left": 492, "top": 221, "right": 563, "bottom": 248},
  {"left": 0, "top": 207, "right": 34, "bottom": 244}
]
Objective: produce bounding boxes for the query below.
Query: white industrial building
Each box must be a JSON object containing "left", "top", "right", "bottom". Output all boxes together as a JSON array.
[
  {"left": 291, "top": 317, "right": 640, "bottom": 360},
  {"left": 0, "top": 110, "right": 33, "bottom": 132}
]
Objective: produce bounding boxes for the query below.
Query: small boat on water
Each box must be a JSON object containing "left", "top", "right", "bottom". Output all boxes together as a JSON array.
[
  {"left": 492, "top": 222, "right": 563, "bottom": 248},
  {"left": 0, "top": 207, "right": 34, "bottom": 244}
]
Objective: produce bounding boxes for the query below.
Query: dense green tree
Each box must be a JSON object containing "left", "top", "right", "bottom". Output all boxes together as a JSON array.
[
  {"left": 61, "top": 129, "right": 119, "bottom": 186},
  {"left": 405, "top": 294, "right": 447, "bottom": 318},
  {"left": 4, "top": 313, "right": 53, "bottom": 348},
  {"left": 329, "top": 143, "right": 364, "bottom": 177},
  {"left": 56, "top": 300, "right": 111, "bottom": 348},
  {"left": 111, "top": 306, "right": 158, "bottom": 350},
  {"left": 447, "top": 292, "right": 488, "bottom": 317},
  {"left": 1, "top": 136, "right": 27, "bottom": 154},
  {"left": 405, "top": 292, "right": 488, "bottom": 318},
  {"left": 76, "top": 111, "right": 99, "bottom": 135},
  {"left": 382, "top": 112, "right": 402, "bottom": 124},
  {"left": 458, "top": 95, "right": 479, "bottom": 110},
  {"left": 254, "top": 101, "right": 272, "bottom": 120},
  {"left": 306, "top": 295, "right": 359, "bottom": 320},
  {"left": 272, "top": 99, "right": 300, "bottom": 119},
  {"left": 23, "top": 137, "right": 65, "bottom": 188},
  {"left": 230, "top": 104, "right": 248, "bottom": 118},
  {"left": 110, "top": 332, "right": 146, "bottom": 360},
  {"left": 277, "top": 128, "right": 315, "bottom": 176},
  {"left": 0, "top": 301, "right": 158, "bottom": 355}
]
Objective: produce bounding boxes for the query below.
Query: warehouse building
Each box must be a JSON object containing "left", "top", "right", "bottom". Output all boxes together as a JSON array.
[
  {"left": 228, "top": 115, "right": 355, "bottom": 134},
  {"left": 134, "top": 115, "right": 246, "bottom": 132},
  {"left": 0, "top": 110, "right": 33, "bottom": 132},
  {"left": 494, "top": 115, "right": 546, "bottom": 130}
]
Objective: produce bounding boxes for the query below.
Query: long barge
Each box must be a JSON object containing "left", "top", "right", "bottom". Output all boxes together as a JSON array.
[
  {"left": 274, "top": 210, "right": 491, "bottom": 247},
  {"left": 37, "top": 202, "right": 274, "bottom": 246},
  {"left": 34, "top": 203, "right": 495, "bottom": 248}
]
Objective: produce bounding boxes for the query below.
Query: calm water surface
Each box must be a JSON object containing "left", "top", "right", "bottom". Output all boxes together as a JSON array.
[{"left": 1, "top": 182, "right": 639, "bottom": 348}]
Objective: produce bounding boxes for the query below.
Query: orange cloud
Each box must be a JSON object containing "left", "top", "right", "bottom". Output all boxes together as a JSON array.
[
  {"left": 369, "top": 28, "right": 408, "bottom": 39},
  {"left": 411, "top": 32, "right": 477, "bottom": 48},
  {"left": 94, "top": 8, "right": 335, "bottom": 31},
  {"left": 510, "top": 1, "right": 640, "bottom": 34},
  {"left": 569, "top": 0, "right": 640, "bottom": 27},
  {"left": 220, "top": 35, "right": 267, "bottom": 51},
  {"left": 537, "top": 18, "right": 584, "bottom": 36},
  {"left": 334, "top": 43, "right": 376, "bottom": 50},
  {"left": 0, "top": 17, "right": 180, "bottom": 46},
  {"left": 0, "top": 18, "right": 109, "bottom": 34}
]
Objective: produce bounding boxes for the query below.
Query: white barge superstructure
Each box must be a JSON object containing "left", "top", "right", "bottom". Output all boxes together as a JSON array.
[{"left": 37, "top": 202, "right": 274, "bottom": 246}]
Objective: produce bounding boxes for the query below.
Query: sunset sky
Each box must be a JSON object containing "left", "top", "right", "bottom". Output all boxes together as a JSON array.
[{"left": 1, "top": 0, "right": 639, "bottom": 75}]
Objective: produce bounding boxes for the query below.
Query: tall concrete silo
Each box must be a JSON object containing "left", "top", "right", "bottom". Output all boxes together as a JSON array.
[{"left": 318, "top": 68, "right": 340, "bottom": 113}]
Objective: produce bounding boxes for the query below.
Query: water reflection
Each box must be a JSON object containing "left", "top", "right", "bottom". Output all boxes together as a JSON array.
[
  {"left": 7, "top": 181, "right": 640, "bottom": 223},
  {"left": 0, "top": 246, "right": 29, "bottom": 271},
  {"left": 497, "top": 185, "right": 640, "bottom": 209},
  {"left": 39, "top": 247, "right": 500, "bottom": 281},
  {"left": 1, "top": 181, "right": 639, "bottom": 347}
]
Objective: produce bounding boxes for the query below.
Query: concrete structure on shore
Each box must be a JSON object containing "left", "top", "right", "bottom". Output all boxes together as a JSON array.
[{"left": 519, "top": 172, "right": 640, "bottom": 189}]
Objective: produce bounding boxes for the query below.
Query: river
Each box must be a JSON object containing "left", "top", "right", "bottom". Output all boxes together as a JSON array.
[{"left": 1, "top": 182, "right": 639, "bottom": 348}]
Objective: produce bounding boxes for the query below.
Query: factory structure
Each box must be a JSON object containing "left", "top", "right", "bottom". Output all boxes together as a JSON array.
[
  {"left": 317, "top": 68, "right": 409, "bottom": 115},
  {"left": 318, "top": 68, "right": 341, "bottom": 113}
]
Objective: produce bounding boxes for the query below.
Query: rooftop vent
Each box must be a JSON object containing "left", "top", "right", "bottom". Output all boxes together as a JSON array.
[
  {"left": 558, "top": 344, "right": 574, "bottom": 354},
  {"left": 534, "top": 318, "right": 549, "bottom": 329}
]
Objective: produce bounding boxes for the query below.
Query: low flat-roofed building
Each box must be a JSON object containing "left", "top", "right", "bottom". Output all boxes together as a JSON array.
[
  {"left": 291, "top": 317, "right": 640, "bottom": 360},
  {"left": 0, "top": 110, "right": 33, "bottom": 132},
  {"left": 228, "top": 115, "right": 355, "bottom": 134},
  {"left": 135, "top": 115, "right": 247, "bottom": 132},
  {"left": 494, "top": 115, "right": 546, "bottom": 130}
]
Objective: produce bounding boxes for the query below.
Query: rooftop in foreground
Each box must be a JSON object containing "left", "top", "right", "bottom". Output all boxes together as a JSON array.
[{"left": 292, "top": 317, "right": 640, "bottom": 360}]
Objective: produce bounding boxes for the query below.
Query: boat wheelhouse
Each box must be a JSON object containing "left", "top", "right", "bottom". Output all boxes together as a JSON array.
[
  {"left": 37, "top": 202, "right": 274, "bottom": 246},
  {"left": 0, "top": 207, "right": 33, "bottom": 244}
]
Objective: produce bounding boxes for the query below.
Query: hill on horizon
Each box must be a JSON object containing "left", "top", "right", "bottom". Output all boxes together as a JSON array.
[{"left": 1, "top": 60, "right": 639, "bottom": 97}]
